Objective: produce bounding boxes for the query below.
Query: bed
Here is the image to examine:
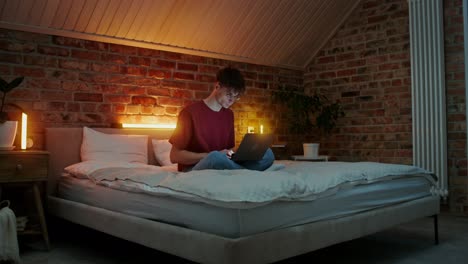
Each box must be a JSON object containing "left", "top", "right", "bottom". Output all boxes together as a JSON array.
[{"left": 45, "top": 127, "right": 440, "bottom": 264}]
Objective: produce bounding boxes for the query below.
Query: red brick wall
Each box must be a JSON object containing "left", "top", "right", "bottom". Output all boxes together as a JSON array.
[
  {"left": 306, "top": 0, "right": 467, "bottom": 213},
  {"left": 0, "top": 29, "right": 303, "bottom": 149},
  {"left": 444, "top": 0, "right": 468, "bottom": 213},
  {"left": 306, "top": 0, "right": 413, "bottom": 164}
]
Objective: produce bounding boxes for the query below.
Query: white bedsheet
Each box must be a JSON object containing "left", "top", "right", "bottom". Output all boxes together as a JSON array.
[
  {"left": 65, "top": 160, "right": 436, "bottom": 204},
  {"left": 58, "top": 175, "right": 435, "bottom": 237}
]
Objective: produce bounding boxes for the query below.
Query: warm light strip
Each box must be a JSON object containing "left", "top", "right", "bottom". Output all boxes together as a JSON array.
[
  {"left": 21, "top": 113, "right": 27, "bottom": 149},
  {"left": 121, "top": 123, "right": 176, "bottom": 129}
]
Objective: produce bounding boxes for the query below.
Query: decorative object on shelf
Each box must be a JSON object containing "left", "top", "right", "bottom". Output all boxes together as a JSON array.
[
  {"left": 20, "top": 112, "right": 28, "bottom": 149},
  {"left": 26, "top": 137, "right": 34, "bottom": 149},
  {"left": 0, "top": 76, "right": 24, "bottom": 149},
  {"left": 303, "top": 143, "right": 320, "bottom": 158},
  {"left": 273, "top": 85, "right": 344, "bottom": 156},
  {"left": 0, "top": 121, "right": 17, "bottom": 150}
]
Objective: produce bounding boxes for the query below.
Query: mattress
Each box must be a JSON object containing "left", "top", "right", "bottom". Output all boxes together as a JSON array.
[{"left": 58, "top": 174, "right": 434, "bottom": 238}]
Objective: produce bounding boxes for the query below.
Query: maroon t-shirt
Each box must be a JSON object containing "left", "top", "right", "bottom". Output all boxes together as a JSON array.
[{"left": 169, "top": 100, "right": 235, "bottom": 171}]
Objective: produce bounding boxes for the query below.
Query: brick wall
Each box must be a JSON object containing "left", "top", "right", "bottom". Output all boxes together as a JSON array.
[
  {"left": 444, "top": 0, "right": 468, "bottom": 213},
  {"left": 0, "top": 29, "right": 303, "bottom": 149},
  {"left": 306, "top": 0, "right": 467, "bottom": 213},
  {"left": 305, "top": 0, "right": 413, "bottom": 164}
]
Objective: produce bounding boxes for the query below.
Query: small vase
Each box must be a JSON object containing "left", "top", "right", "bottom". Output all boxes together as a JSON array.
[
  {"left": 303, "top": 143, "right": 319, "bottom": 158},
  {"left": 0, "top": 121, "right": 18, "bottom": 149}
]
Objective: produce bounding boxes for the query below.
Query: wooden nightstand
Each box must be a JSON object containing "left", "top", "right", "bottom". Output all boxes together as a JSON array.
[
  {"left": 271, "top": 144, "right": 289, "bottom": 160},
  {"left": 0, "top": 150, "right": 50, "bottom": 250}
]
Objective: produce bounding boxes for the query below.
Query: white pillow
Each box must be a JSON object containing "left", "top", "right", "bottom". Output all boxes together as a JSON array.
[
  {"left": 152, "top": 139, "right": 174, "bottom": 166},
  {"left": 81, "top": 127, "right": 148, "bottom": 164}
]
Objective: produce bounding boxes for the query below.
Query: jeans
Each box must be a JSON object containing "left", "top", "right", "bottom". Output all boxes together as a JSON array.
[{"left": 190, "top": 148, "right": 275, "bottom": 171}]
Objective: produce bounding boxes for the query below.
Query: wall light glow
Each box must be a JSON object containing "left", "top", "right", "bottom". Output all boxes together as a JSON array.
[
  {"left": 121, "top": 123, "right": 176, "bottom": 129},
  {"left": 21, "top": 113, "right": 27, "bottom": 149}
]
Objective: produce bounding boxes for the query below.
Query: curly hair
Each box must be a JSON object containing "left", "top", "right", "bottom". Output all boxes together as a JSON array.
[{"left": 216, "top": 66, "right": 246, "bottom": 94}]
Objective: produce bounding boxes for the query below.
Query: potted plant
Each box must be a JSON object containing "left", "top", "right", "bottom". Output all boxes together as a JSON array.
[
  {"left": 0, "top": 76, "right": 24, "bottom": 149},
  {"left": 273, "top": 85, "right": 344, "bottom": 158}
]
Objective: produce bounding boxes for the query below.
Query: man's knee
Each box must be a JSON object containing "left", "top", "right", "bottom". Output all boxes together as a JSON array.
[{"left": 264, "top": 148, "right": 274, "bottom": 159}]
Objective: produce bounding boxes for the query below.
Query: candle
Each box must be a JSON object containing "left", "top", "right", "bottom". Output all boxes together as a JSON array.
[
  {"left": 260, "top": 125, "right": 264, "bottom": 134},
  {"left": 21, "top": 112, "right": 27, "bottom": 149}
]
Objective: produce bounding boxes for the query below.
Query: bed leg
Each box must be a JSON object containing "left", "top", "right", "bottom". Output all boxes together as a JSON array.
[{"left": 433, "top": 214, "right": 439, "bottom": 245}]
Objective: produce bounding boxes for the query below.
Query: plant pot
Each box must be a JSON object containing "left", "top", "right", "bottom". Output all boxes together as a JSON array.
[
  {"left": 303, "top": 143, "right": 319, "bottom": 158},
  {"left": 0, "top": 121, "right": 18, "bottom": 149}
]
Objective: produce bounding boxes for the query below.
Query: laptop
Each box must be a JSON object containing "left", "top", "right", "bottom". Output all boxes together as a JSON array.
[{"left": 231, "top": 133, "right": 274, "bottom": 162}]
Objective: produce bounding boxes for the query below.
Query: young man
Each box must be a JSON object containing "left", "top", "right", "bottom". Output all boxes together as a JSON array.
[{"left": 169, "top": 66, "right": 274, "bottom": 172}]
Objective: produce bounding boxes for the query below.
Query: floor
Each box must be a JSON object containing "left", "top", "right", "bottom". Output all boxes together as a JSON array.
[{"left": 16, "top": 212, "right": 468, "bottom": 264}]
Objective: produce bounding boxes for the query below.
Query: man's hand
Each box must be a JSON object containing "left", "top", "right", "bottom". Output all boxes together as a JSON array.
[{"left": 220, "top": 149, "right": 234, "bottom": 159}]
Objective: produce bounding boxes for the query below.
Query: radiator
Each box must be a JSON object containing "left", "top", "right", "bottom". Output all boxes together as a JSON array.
[{"left": 408, "top": 0, "right": 448, "bottom": 197}]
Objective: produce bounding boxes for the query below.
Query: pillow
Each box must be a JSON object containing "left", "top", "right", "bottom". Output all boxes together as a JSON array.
[
  {"left": 81, "top": 127, "right": 148, "bottom": 164},
  {"left": 152, "top": 139, "right": 175, "bottom": 166}
]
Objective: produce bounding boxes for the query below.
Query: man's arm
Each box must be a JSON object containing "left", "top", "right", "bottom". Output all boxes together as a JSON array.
[
  {"left": 170, "top": 146, "right": 234, "bottom": 165},
  {"left": 170, "top": 145, "right": 208, "bottom": 165}
]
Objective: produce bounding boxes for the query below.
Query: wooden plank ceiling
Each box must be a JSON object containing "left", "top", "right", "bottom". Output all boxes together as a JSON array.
[{"left": 0, "top": 0, "right": 361, "bottom": 70}]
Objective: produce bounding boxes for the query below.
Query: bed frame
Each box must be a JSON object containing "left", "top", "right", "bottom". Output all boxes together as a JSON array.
[{"left": 45, "top": 127, "right": 440, "bottom": 264}]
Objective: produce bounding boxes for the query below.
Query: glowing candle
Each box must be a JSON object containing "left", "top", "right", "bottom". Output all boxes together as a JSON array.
[
  {"left": 21, "top": 113, "right": 27, "bottom": 149},
  {"left": 260, "top": 125, "right": 264, "bottom": 134}
]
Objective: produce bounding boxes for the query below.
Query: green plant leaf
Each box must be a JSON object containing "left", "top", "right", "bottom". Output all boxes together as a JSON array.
[
  {"left": 0, "top": 112, "right": 8, "bottom": 123},
  {"left": 0, "top": 76, "right": 24, "bottom": 93},
  {"left": 273, "top": 85, "right": 344, "bottom": 136},
  {"left": 0, "top": 78, "right": 8, "bottom": 92},
  {"left": 5, "top": 76, "right": 24, "bottom": 93},
  {"left": 1, "top": 76, "right": 25, "bottom": 116}
]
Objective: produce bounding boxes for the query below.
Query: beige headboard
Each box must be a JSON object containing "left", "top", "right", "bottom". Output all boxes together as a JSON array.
[{"left": 45, "top": 127, "right": 174, "bottom": 195}]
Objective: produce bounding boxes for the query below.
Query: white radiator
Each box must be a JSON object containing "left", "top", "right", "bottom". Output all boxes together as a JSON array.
[{"left": 408, "top": 0, "right": 448, "bottom": 197}]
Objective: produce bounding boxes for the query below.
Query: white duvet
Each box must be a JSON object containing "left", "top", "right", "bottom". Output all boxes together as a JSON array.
[{"left": 64, "top": 160, "right": 436, "bottom": 204}]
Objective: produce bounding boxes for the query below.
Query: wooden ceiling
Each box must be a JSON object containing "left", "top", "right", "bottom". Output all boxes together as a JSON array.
[{"left": 0, "top": 0, "right": 361, "bottom": 69}]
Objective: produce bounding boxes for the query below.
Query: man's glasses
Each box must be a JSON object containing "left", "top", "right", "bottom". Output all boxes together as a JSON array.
[{"left": 225, "top": 90, "right": 241, "bottom": 101}]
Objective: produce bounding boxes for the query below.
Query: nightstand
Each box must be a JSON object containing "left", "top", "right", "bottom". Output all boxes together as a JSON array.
[
  {"left": 271, "top": 144, "right": 288, "bottom": 160},
  {"left": 291, "top": 155, "right": 329, "bottom": 161},
  {"left": 0, "top": 150, "right": 50, "bottom": 250}
]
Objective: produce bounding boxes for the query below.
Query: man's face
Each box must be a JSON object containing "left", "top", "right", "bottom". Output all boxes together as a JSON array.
[{"left": 216, "top": 84, "right": 240, "bottom": 108}]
